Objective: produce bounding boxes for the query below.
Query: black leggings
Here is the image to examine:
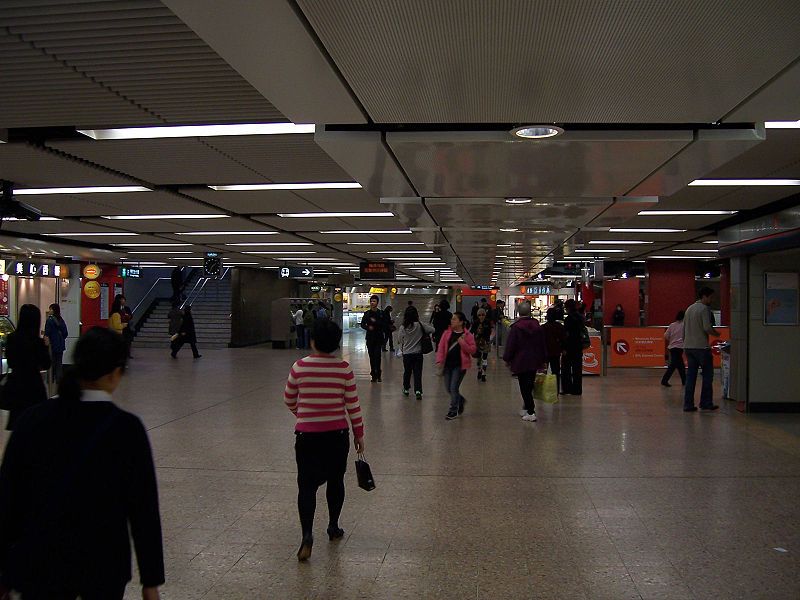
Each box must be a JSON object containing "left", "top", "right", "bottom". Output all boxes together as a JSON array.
[{"left": 295, "top": 429, "right": 350, "bottom": 538}]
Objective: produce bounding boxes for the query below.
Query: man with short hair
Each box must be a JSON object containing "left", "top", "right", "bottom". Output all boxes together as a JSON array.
[
  {"left": 503, "top": 300, "right": 547, "bottom": 422},
  {"left": 360, "top": 295, "right": 386, "bottom": 382},
  {"left": 682, "top": 287, "right": 721, "bottom": 412}
]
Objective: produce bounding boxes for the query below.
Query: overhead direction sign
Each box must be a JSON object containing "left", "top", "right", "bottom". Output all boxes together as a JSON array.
[
  {"left": 279, "top": 266, "right": 314, "bottom": 278},
  {"left": 359, "top": 261, "right": 395, "bottom": 280}
]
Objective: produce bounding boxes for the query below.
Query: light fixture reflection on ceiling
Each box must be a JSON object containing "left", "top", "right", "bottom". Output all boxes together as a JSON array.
[
  {"left": 703, "top": 240, "right": 720, "bottom": 244},
  {"left": 319, "top": 230, "right": 413, "bottom": 234},
  {"left": 638, "top": 210, "right": 737, "bottom": 216},
  {"left": 278, "top": 212, "right": 392, "bottom": 218},
  {"left": 210, "top": 182, "right": 361, "bottom": 191},
  {"left": 688, "top": 179, "right": 800, "bottom": 186},
  {"left": 609, "top": 228, "right": 687, "bottom": 233},
  {"left": 16, "top": 186, "right": 151, "bottom": 195},
  {"left": 176, "top": 231, "right": 278, "bottom": 236},
  {"left": 511, "top": 125, "right": 564, "bottom": 139},
  {"left": 1, "top": 216, "right": 60, "bottom": 221},
  {"left": 43, "top": 232, "right": 138, "bottom": 237},
  {"left": 78, "top": 122, "right": 314, "bottom": 140},
  {"left": 102, "top": 214, "right": 228, "bottom": 220}
]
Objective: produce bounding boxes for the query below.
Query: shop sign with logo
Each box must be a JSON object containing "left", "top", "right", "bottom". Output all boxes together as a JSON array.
[
  {"left": 10, "top": 262, "right": 64, "bottom": 278},
  {"left": 309, "top": 285, "right": 322, "bottom": 292},
  {"left": 520, "top": 285, "right": 551, "bottom": 295},
  {"left": 120, "top": 266, "right": 141, "bottom": 278},
  {"left": 83, "top": 264, "right": 101, "bottom": 280},
  {"left": 369, "top": 287, "right": 388, "bottom": 294},
  {"left": 84, "top": 280, "right": 101, "bottom": 299},
  {"left": 471, "top": 285, "right": 497, "bottom": 291}
]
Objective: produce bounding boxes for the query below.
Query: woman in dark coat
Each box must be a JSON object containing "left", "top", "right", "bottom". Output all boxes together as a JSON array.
[
  {"left": 4, "top": 304, "right": 51, "bottom": 430},
  {"left": 170, "top": 305, "right": 201, "bottom": 358}
]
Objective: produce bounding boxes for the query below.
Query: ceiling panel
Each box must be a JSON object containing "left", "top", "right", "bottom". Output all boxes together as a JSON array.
[
  {"left": 0, "top": 143, "right": 134, "bottom": 187},
  {"left": 298, "top": 0, "right": 800, "bottom": 123},
  {"left": 183, "top": 188, "right": 320, "bottom": 213},
  {"left": 252, "top": 215, "right": 401, "bottom": 231},
  {"left": 426, "top": 199, "right": 611, "bottom": 230},
  {"left": 21, "top": 190, "right": 214, "bottom": 217}
]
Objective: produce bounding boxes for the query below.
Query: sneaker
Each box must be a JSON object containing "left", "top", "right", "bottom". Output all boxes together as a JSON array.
[
  {"left": 661, "top": 382, "right": 671, "bottom": 387},
  {"left": 402, "top": 389, "right": 409, "bottom": 397},
  {"left": 445, "top": 411, "right": 458, "bottom": 420},
  {"left": 377, "top": 377, "right": 382, "bottom": 383},
  {"left": 519, "top": 409, "right": 528, "bottom": 417},
  {"left": 415, "top": 391, "right": 422, "bottom": 400},
  {"left": 683, "top": 406, "right": 698, "bottom": 412},
  {"left": 522, "top": 412, "right": 538, "bottom": 422},
  {"left": 458, "top": 399, "right": 466, "bottom": 415},
  {"left": 700, "top": 405, "right": 720, "bottom": 411}
]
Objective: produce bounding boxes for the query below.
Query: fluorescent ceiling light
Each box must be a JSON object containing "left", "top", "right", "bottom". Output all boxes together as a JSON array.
[
  {"left": 276, "top": 257, "right": 328, "bottom": 261},
  {"left": 588, "top": 240, "right": 652, "bottom": 245},
  {"left": 368, "top": 250, "right": 433, "bottom": 254},
  {"left": 704, "top": 240, "right": 719, "bottom": 244},
  {"left": 122, "top": 261, "right": 167, "bottom": 266},
  {"left": 225, "top": 242, "right": 312, "bottom": 246},
  {"left": 648, "top": 255, "right": 716, "bottom": 259},
  {"left": 115, "top": 243, "right": 191, "bottom": 247},
  {"left": 1, "top": 216, "right": 61, "bottom": 221},
  {"left": 319, "top": 230, "right": 413, "bottom": 234},
  {"left": 170, "top": 257, "right": 205, "bottom": 261},
  {"left": 176, "top": 231, "right": 278, "bottom": 236},
  {"left": 673, "top": 249, "right": 718, "bottom": 253},
  {"left": 688, "top": 179, "right": 800, "bottom": 186},
  {"left": 261, "top": 266, "right": 279, "bottom": 269},
  {"left": 78, "top": 122, "right": 314, "bottom": 140},
  {"left": 305, "top": 262, "right": 355, "bottom": 266},
  {"left": 638, "top": 210, "right": 737, "bottom": 216},
  {"left": 497, "top": 244, "right": 512, "bottom": 247},
  {"left": 347, "top": 242, "right": 423, "bottom": 245},
  {"left": 243, "top": 251, "right": 316, "bottom": 255},
  {"left": 499, "top": 228, "right": 519, "bottom": 232},
  {"left": 388, "top": 257, "right": 445, "bottom": 261},
  {"left": 102, "top": 214, "right": 229, "bottom": 220},
  {"left": 16, "top": 186, "right": 151, "bottom": 195},
  {"left": 128, "top": 251, "right": 194, "bottom": 255},
  {"left": 222, "top": 262, "right": 259, "bottom": 265},
  {"left": 609, "top": 228, "right": 687, "bottom": 233},
  {"left": 43, "top": 232, "right": 138, "bottom": 237},
  {"left": 278, "top": 212, "right": 392, "bottom": 218},
  {"left": 210, "top": 182, "right": 361, "bottom": 191},
  {"left": 574, "top": 249, "right": 627, "bottom": 253},
  {"left": 765, "top": 120, "right": 800, "bottom": 129},
  {"left": 511, "top": 125, "right": 564, "bottom": 139},
  {"left": 505, "top": 197, "right": 532, "bottom": 204}
]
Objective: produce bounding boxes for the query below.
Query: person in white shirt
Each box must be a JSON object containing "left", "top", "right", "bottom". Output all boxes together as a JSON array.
[
  {"left": 661, "top": 310, "right": 686, "bottom": 387},
  {"left": 682, "top": 287, "right": 720, "bottom": 411},
  {"left": 292, "top": 306, "right": 306, "bottom": 349}
]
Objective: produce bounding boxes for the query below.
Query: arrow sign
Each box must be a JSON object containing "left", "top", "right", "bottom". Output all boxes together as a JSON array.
[
  {"left": 301, "top": 268, "right": 311, "bottom": 276},
  {"left": 279, "top": 266, "right": 315, "bottom": 279},
  {"left": 614, "top": 340, "right": 630, "bottom": 355}
]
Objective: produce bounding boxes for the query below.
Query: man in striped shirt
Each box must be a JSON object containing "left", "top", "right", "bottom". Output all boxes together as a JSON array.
[{"left": 284, "top": 319, "right": 365, "bottom": 561}]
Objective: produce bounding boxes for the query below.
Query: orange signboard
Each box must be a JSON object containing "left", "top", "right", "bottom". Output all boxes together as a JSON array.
[
  {"left": 82, "top": 263, "right": 101, "bottom": 280},
  {"left": 609, "top": 326, "right": 731, "bottom": 368},
  {"left": 710, "top": 327, "right": 730, "bottom": 368},
  {"left": 582, "top": 335, "right": 602, "bottom": 375}
]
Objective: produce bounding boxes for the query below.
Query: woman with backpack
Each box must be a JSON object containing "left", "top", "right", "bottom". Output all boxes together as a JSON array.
[
  {"left": 469, "top": 308, "right": 493, "bottom": 382},
  {"left": 44, "top": 303, "right": 69, "bottom": 384},
  {"left": 396, "top": 306, "right": 435, "bottom": 399}
]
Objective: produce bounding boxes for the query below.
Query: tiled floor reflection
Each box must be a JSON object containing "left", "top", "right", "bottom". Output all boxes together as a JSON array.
[{"left": 4, "top": 335, "right": 800, "bottom": 599}]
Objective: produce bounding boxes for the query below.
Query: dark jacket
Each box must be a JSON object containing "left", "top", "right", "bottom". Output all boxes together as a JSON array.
[
  {"left": 360, "top": 308, "right": 386, "bottom": 344},
  {"left": 542, "top": 320, "right": 567, "bottom": 358},
  {"left": 4, "top": 332, "right": 51, "bottom": 431},
  {"left": 431, "top": 309, "right": 452, "bottom": 339},
  {"left": 0, "top": 397, "right": 164, "bottom": 592},
  {"left": 563, "top": 312, "right": 585, "bottom": 354},
  {"left": 502, "top": 317, "right": 547, "bottom": 375},
  {"left": 178, "top": 313, "right": 196, "bottom": 344},
  {"left": 612, "top": 309, "right": 625, "bottom": 327},
  {"left": 167, "top": 308, "right": 182, "bottom": 336},
  {"left": 44, "top": 316, "right": 68, "bottom": 354},
  {"left": 470, "top": 319, "right": 493, "bottom": 353}
]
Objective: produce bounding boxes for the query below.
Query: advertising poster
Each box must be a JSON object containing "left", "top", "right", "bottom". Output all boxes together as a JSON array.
[
  {"left": 609, "top": 327, "right": 666, "bottom": 367},
  {"left": 582, "top": 335, "right": 602, "bottom": 375},
  {"left": 0, "top": 279, "right": 8, "bottom": 317},
  {"left": 764, "top": 272, "right": 799, "bottom": 325}
]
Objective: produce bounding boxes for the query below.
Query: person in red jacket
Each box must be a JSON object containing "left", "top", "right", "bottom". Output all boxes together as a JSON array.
[
  {"left": 435, "top": 312, "right": 477, "bottom": 420},
  {"left": 503, "top": 300, "right": 548, "bottom": 422}
]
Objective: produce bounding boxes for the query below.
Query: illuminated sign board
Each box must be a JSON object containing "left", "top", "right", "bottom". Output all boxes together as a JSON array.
[
  {"left": 120, "top": 266, "right": 141, "bottom": 278},
  {"left": 10, "top": 262, "right": 64, "bottom": 278},
  {"left": 359, "top": 261, "right": 395, "bottom": 280},
  {"left": 520, "top": 285, "right": 551, "bottom": 295}
]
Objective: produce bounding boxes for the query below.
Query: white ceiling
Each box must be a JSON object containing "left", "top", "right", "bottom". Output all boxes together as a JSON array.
[{"left": 1, "top": 0, "right": 799, "bottom": 285}]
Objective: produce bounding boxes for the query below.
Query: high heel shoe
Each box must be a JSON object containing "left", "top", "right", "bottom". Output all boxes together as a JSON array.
[
  {"left": 297, "top": 534, "right": 313, "bottom": 561},
  {"left": 327, "top": 526, "right": 344, "bottom": 541}
]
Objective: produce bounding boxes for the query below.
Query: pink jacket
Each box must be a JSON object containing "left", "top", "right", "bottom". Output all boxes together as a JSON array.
[{"left": 436, "top": 328, "right": 477, "bottom": 371}]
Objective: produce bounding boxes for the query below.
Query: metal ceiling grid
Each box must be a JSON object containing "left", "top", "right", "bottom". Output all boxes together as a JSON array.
[
  {"left": 297, "top": 0, "right": 800, "bottom": 123},
  {"left": 0, "top": 0, "right": 284, "bottom": 128},
  {"left": 47, "top": 138, "right": 269, "bottom": 185},
  {"left": 21, "top": 190, "right": 213, "bottom": 217}
]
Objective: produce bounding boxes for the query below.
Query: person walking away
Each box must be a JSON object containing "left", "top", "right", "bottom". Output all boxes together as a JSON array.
[
  {"left": 3, "top": 304, "right": 51, "bottom": 431},
  {"left": 436, "top": 312, "right": 477, "bottom": 420},
  {"left": 661, "top": 310, "right": 686, "bottom": 387},
  {"left": 682, "top": 287, "right": 720, "bottom": 411},
  {"left": 171, "top": 305, "right": 201, "bottom": 359},
  {"left": 561, "top": 299, "right": 586, "bottom": 395},
  {"left": 470, "top": 308, "right": 493, "bottom": 382},
  {"left": 167, "top": 302, "right": 182, "bottom": 355},
  {"left": 120, "top": 295, "right": 134, "bottom": 358},
  {"left": 382, "top": 305, "right": 395, "bottom": 352},
  {"left": 541, "top": 308, "right": 566, "bottom": 395},
  {"left": 431, "top": 299, "right": 452, "bottom": 351},
  {"left": 170, "top": 266, "right": 183, "bottom": 304},
  {"left": 503, "top": 300, "right": 548, "bottom": 422},
  {"left": 284, "top": 319, "right": 364, "bottom": 562},
  {"left": 612, "top": 304, "right": 625, "bottom": 327},
  {"left": 292, "top": 305, "right": 306, "bottom": 349},
  {"left": 316, "top": 301, "right": 329, "bottom": 320},
  {"left": 492, "top": 299, "right": 507, "bottom": 346},
  {"left": 302, "top": 302, "right": 315, "bottom": 348},
  {"left": 0, "top": 327, "right": 164, "bottom": 600},
  {"left": 397, "top": 306, "right": 435, "bottom": 399},
  {"left": 360, "top": 295, "right": 386, "bottom": 382},
  {"left": 44, "top": 303, "right": 68, "bottom": 385}
]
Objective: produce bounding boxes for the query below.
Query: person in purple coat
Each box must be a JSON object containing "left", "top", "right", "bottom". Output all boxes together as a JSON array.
[{"left": 502, "top": 300, "right": 548, "bottom": 422}]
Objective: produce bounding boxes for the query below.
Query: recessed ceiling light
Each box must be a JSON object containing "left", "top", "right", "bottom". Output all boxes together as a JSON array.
[
  {"left": 688, "top": 179, "right": 800, "bottom": 186},
  {"left": 102, "top": 214, "right": 228, "bottom": 220},
  {"left": 16, "top": 186, "right": 151, "bottom": 195},
  {"left": 609, "top": 228, "right": 687, "bottom": 233},
  {"left": 43, "top": 232, "right": 138, "bottom": 237},
  {"left": 504, "top": 197, "right": 532, "bottom": 204},
  {"left": 243, "top": 251, "right": 316, "bottom": 255},
  {"left": 511, "top": 125, "right": 564, "bottom": 139},
  {"left": 368, "top": 250, "right": 434, "bottom": 254},
  {"left": 638, "top": 210, "right": 738, "bottom": 215},
  {"left": 1, "top": 216, "right": 61, "bottom": 221},
  {"left": 588, "top": 240, "right": 652, "bottom": 244},
  {"left": 703, "top": 240, "right": 719, "bottom": 244},
  {"left": 176, "top": 231, "right": 278, "bottom": 235},
  {"left": 115, "top": 243, "right": 192, "bottom": 247},
  {"left": 499, "top": 228, "right": 519, "bottom": 232},
  {"left": 225, "top": 242, "right": 312, "bottom": 246},
  {"left": 765, "top": 120, "right": 800, "bottom": 129},
  {"left": 210, "top": 182, "right": 361, "bottom": 191},
  {"left": 277, "top": 212, "right": 392, "bottom": 218},
  {"left": 320, "top": 230, "right": 413, "bottom": 234},
  {"left": 648, "top": 255, "right": 716, "bottom": 259},
  {"left": 673, "top": 249, "right": 718, "bottom": 253},
  {"left": 78, "top": 122, "right": 314, "bottom": 140}
]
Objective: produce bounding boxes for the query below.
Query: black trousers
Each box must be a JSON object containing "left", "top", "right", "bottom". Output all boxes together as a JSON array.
[
  {"left": 383, "top": 331, "right": 394, "bottom": 351},
  {"left": 295, "top": 429, "right": 350, "bottom": 538},
  {"left": 662, "top": 348, "right": 686, "bottom": 385},
  {"left": 518, "top": 371, "right": 536, "bottom": 414},
  {"left": 366, "top": 340, "right": 383, "bottom": 378},
  {"left": 548, "top": 355, "right": 562, "bottom": 395},
  {"left": 561, "top": 351, "right": 583, "bottom": 394},
  {"left": 402, "top": 352, "right": 424, "bottom": 392},
  {"left": 21, "top": 583, "right": 127, "bottom": 600},
  {"left": 171, "top": 338, "right": 200, "bottom": 357}
]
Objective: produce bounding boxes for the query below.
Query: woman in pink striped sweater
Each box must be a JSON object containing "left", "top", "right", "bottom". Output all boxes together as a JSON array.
[{"left": 284, "top": 319, "right": 365, "bottom": 562}]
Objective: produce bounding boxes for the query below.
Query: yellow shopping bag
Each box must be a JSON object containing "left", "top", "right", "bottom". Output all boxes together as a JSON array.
[{"left": 534, "top": 373, "right": 559, "bottom": 404}]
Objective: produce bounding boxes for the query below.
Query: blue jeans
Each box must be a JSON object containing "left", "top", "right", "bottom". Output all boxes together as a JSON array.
[
  {"left": 444, "top": 366, "right": 466, "bottom": 414},
  {"left": 684, "top": 348, "right": 714, "bottom": 409}
]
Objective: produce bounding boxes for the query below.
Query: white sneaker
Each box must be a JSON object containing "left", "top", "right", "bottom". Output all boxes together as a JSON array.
[
  {"left": 519, "top": 409, "right": 528, "bottom": 417},
  {"left": 522, "top": 412, "right": 538, "bottom": 422}
]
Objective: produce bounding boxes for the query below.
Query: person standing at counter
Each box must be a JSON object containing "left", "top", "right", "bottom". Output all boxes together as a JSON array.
[
  {"left": 561, "top": 299, "right": 585, "bottom": 395},
  {"left": 360, "top": 295, "right": 387, "bottom": 382},
  {"left": 682, "top": 288, "right": 720, "bottom": 412},
  {"left": 44, "top": 303, "right": 68, "bottom": 384},
  {"left": 661, "top": 310, "right": 686, "bottom": 387},
  {"left": 612, "top": 304, "right": 625, "bottom": 327},
  {"left": 542, "top": 308, "right": 566, "bottom": 395}
]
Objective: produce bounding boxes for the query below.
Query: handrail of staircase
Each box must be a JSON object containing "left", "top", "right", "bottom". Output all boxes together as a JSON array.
[
  {"left": 131, "top": 278, "right": 170, "bottom": 316},
  {"left": 181, "top": 267, "right": 231, "bottom": 308}
]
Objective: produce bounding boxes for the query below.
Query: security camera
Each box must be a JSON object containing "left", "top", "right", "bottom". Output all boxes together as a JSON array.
[{"left": 1, "top": 181, "right": 41, "bottom": 221}]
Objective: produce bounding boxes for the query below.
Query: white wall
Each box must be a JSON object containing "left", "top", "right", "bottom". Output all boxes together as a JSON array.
[
  {"left": 748, "top": 248, "right": 800, "bottom": 405},
  {"left": 59, "top": 270, "right": 82, "bottom": 365}
]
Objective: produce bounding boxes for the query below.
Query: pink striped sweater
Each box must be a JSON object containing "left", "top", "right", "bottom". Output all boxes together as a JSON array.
[{"left": 284, "top": 354, "right": 364, "bottom": 438}]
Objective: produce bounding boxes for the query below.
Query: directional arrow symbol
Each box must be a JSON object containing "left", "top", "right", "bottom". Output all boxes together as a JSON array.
[
  {"left": 615, "top": 341, "right": 629, "bottom": 355},
  {"left": 302, "top": 268, "right": 311, "bottom": 276}
]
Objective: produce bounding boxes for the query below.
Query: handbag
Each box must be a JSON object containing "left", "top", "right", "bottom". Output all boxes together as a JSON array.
[
  {"left": 355, "top": 453, "right": 376, "bottom": 491},
  {"left": 420, "top": 331, "right": 433, "bottom": 354},
  {"left": 534, "top": 372, "right": 559, "bottom": 404},
  {"left": 0, "top": 374, "right": 11, "bottom": 411}
]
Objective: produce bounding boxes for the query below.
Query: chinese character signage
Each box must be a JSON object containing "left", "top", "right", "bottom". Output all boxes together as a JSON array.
[
  {"left": 520, "top": 285, "right": 551, "bottom": 295},
  {"left": 9, "top": 261, "right": 64, "bottom": 278},
  {"left": 359, "top": 261, "right": 395, "bottom": 280}
]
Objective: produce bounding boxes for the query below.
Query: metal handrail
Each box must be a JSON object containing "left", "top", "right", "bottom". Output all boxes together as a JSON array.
[
  {"left": 181, "top": 267, "right": 231, "bottom": 308},
  {"left": 131, "top": 278, "right": 170, "bottom": 315}
]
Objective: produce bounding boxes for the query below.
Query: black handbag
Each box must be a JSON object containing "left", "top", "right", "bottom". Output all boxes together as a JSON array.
[
  {"left": 420, "top": 332, "right": 433, "bottom": 355},
  {"left": 355, "top": 453, "right": 376, "bottom": 491},
  {"left": 0, "top": 374, "right": 12, "bottom": 411}
]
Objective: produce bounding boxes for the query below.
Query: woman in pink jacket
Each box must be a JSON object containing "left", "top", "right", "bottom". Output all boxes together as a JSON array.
[{"left": 436, "top": 312, "right": 477, "bottom": 420}]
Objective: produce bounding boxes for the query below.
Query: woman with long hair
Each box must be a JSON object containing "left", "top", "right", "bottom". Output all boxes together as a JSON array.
[
  {"left": 470, "top": 308, "right": 493, "bottom": 382},
  {"left": 108, "top": 294, "right": 124, "bottom": 335},
  {"left": 0, "top": 327, "right": 164, "bottom": 599},
  {"left": 435, "top": 311, "right": 477, "bottom": 420},
  {"left": 44, "top": 303, "right": 68, "bottom": 384},
  {"left": 3, "top": 304, "right": 51, "bottom": 430},
  {"left": 396, "top": 305, "right": 435, "bottom": 399}
]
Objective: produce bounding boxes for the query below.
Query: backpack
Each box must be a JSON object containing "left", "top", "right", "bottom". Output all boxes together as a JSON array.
[{"left": 317, "top": 307, "right": 328, "bottom": 320}]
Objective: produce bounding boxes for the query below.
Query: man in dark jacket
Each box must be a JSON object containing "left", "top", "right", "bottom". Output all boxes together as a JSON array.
[
  {"left": 502, "top": 300, "right": 548, "bottom": 422},
  {"left": 360, "top": 295, "right": 387, "bottom": 382},
  {"left": 562, "top": 299, "right": 585, "bottom": 395},
  {"left": 431, "top": 300, "right": 453, "bottom": 350}
]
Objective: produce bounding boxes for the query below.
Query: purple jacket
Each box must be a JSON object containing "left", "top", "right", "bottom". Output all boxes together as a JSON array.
[{"left": 502, "top": 317, "right": 548, "bottom": 375}]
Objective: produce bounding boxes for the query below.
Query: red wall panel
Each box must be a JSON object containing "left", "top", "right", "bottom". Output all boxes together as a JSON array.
[
  {"left": 646, "top": 260, "right": 696, "bottom": 326},
  {"left": 603, "top": 279, "right": 640, "bottom": 326},
  {"left": 80, "top": 264, "right": 124, "bottom": 333}
]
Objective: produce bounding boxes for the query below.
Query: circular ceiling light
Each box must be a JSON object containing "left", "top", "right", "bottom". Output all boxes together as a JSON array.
[
  {"left": 505, "top": 197, "right": 532, "bottom": 205},
  {"left": 511, "top": 125, "right": 564, "bottom": 139}
]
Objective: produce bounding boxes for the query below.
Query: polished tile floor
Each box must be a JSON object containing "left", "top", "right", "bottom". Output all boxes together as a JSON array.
[{"left": 3, "top": 335, "right": 800, "bottom": 599}]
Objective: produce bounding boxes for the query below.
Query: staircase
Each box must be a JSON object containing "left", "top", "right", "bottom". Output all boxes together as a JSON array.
[{"left": 133, "top": 275, "right": 232, "bottom": 349}]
